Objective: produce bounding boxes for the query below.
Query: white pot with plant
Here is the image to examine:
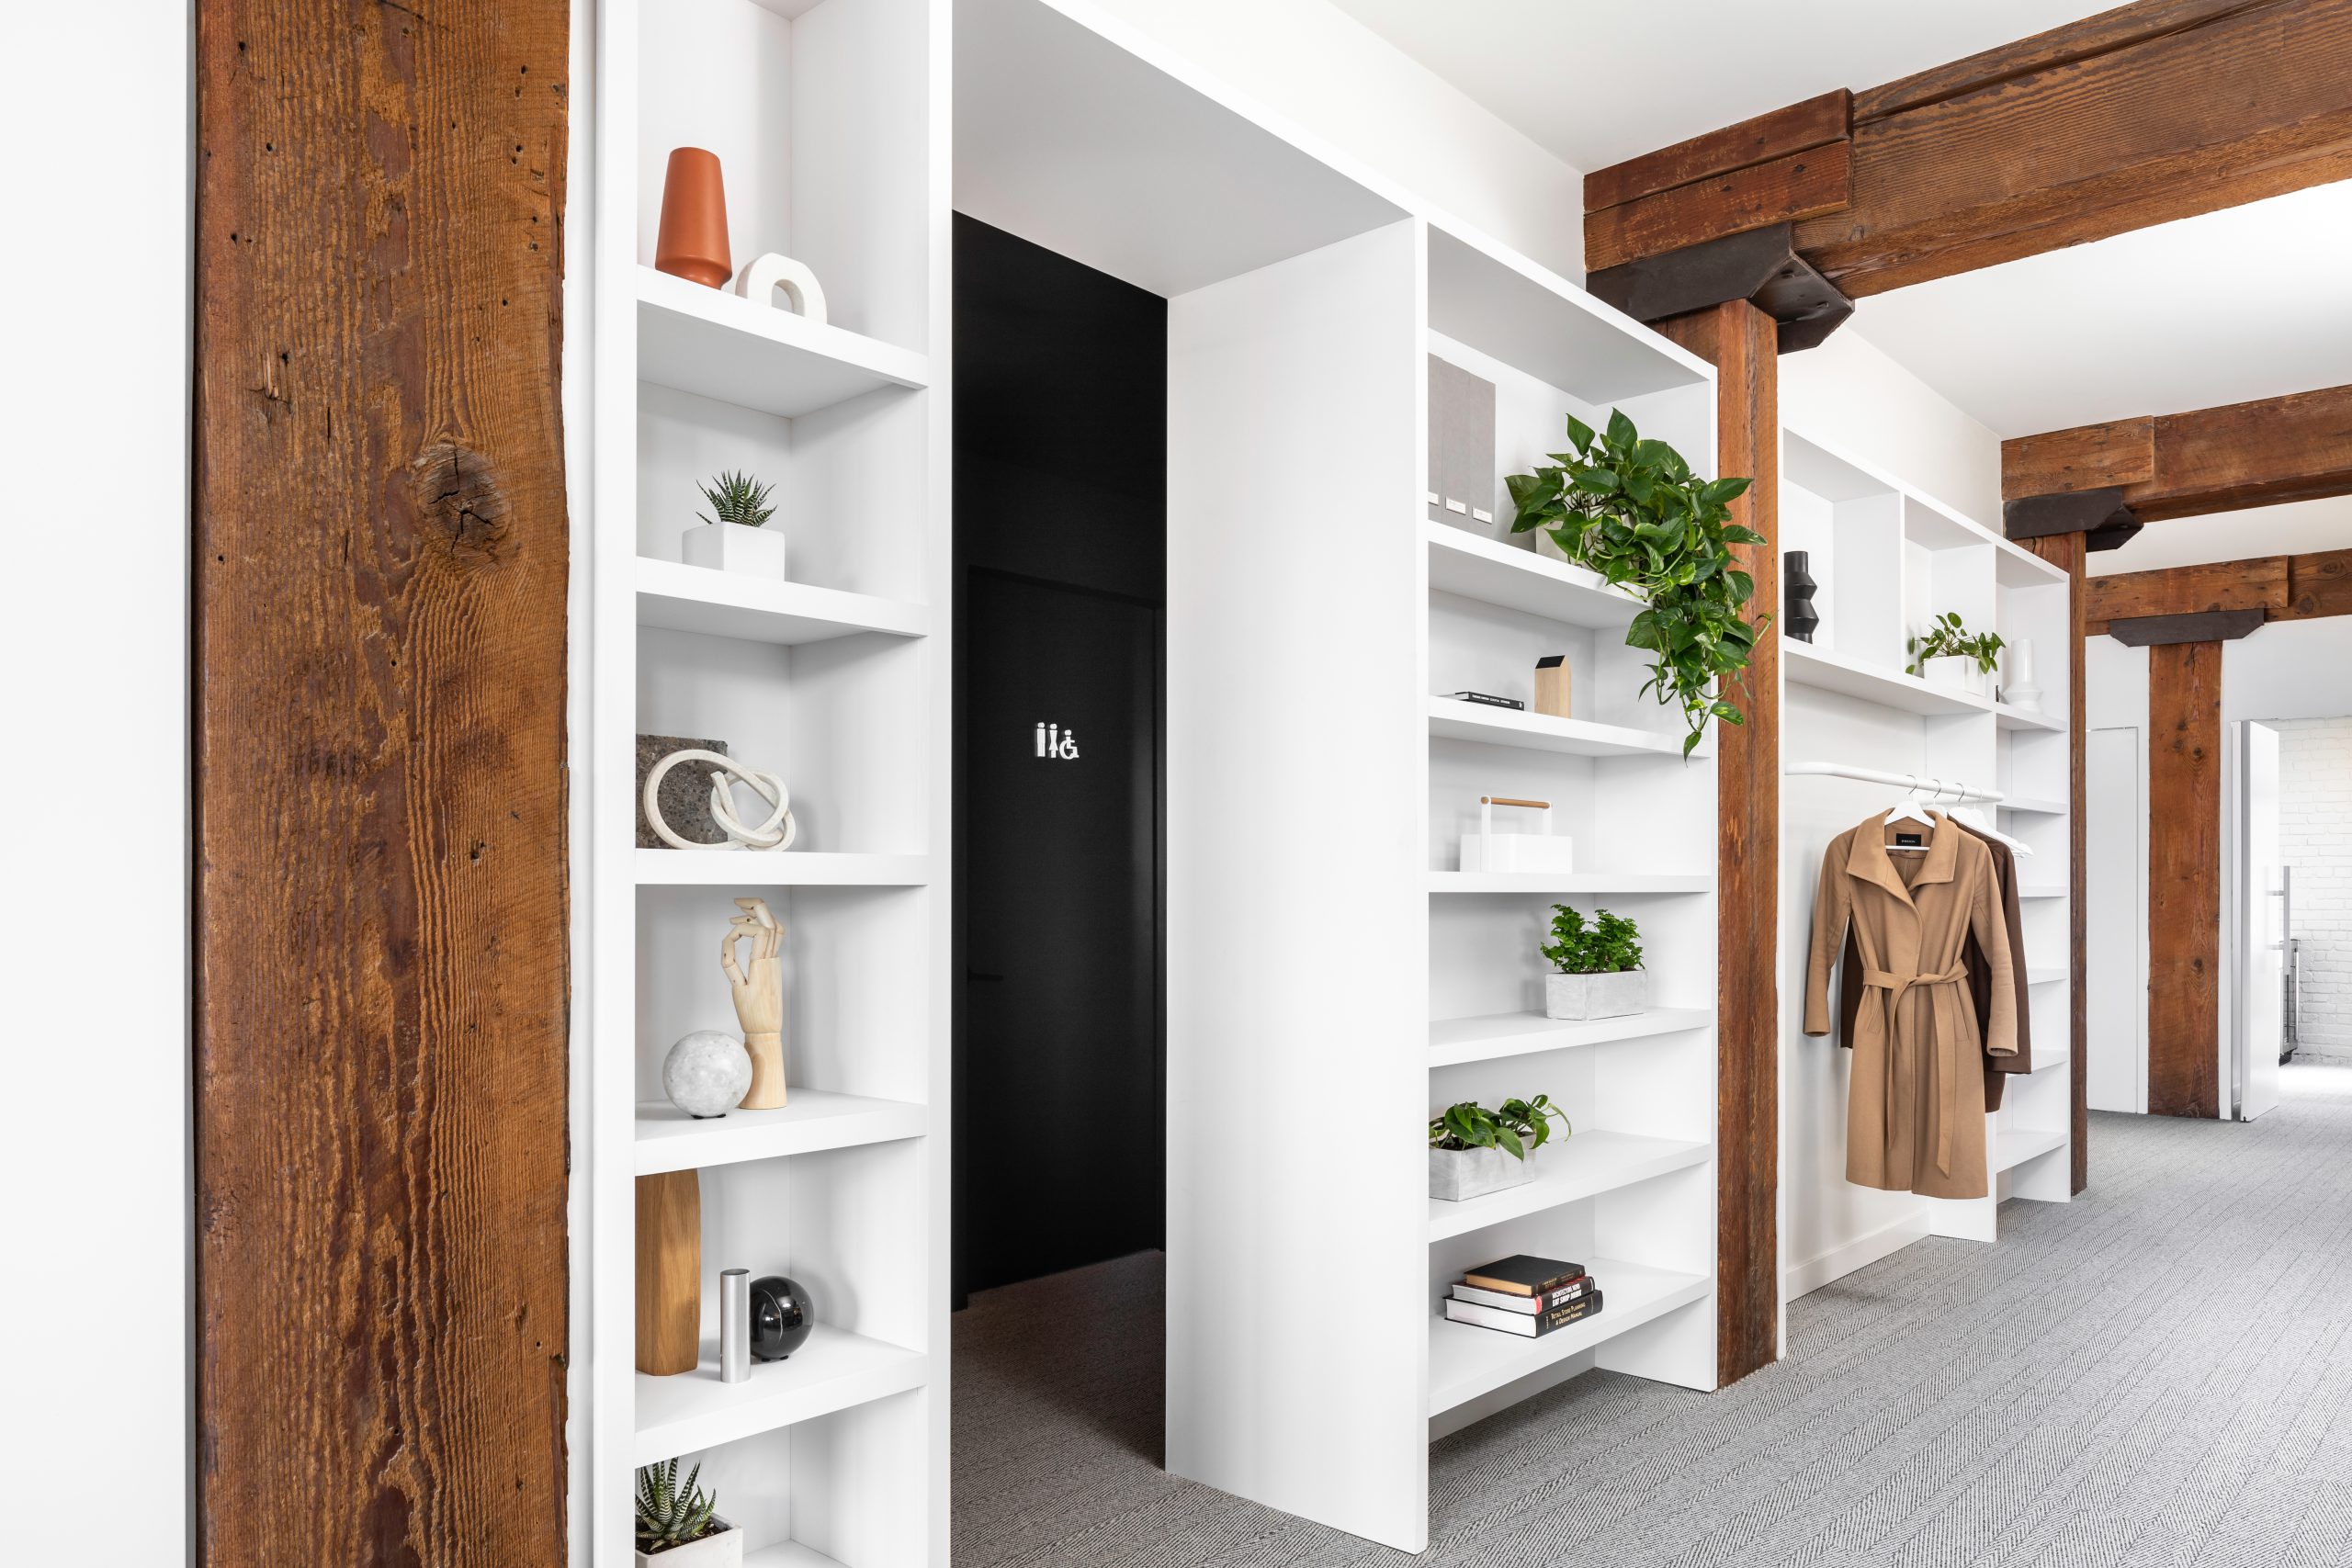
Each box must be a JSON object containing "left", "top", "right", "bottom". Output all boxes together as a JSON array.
[
  {"left": 1908, "top": 612, "right": 2002, "bottom": 698},
  {"left": 637, "top": 1460, "right": 743, "bottom": 1568},
  {"left": 681, "top": 469, "right": 786, "bottom": 577},
  {"left": 1429, "top": 1095, "right": 1570, "bottom": 1201},
  {"left": 1542, "top": 905, "right": 1646, "bottom": 1020}
]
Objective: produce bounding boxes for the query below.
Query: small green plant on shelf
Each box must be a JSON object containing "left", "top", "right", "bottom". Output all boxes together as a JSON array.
[
  {"left": 1906, "top": 612, "right": 2005, "bottom": 676},
  {"left": 1429, "top": 1095, "right": 1571, "bottom": 1161},
  {"left": 1506, "top": 408, "right": 1766, "bottom": 757},
  {"left": 1542, "top": 905, "right": 1643, "bottom": 974},
  {"left": 696, "top": 468, "right": 777, "bottom": 528},
  {"left": 636, "top": 1459, "right": 725, "bottom": 1556}
]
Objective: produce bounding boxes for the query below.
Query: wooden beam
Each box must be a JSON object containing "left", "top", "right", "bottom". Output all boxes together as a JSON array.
[
  {"left": 2147, "top": 639, "right": 2222, "bottom": 1118},
  {"left": 1659, "top": 300, "right": 1780, "bottom": 1386},
  {"left": 2084, "top": 549, "right": 2352, "bottom": 635},
  {"left": 1584, "top": 1, "right": 2352, "bottom": 297},
  {"left": 195, "top": 0, "right": 572, "bottom": 1562},
  {"left": 2108, "top": 608, "right": 2269, "bottom": 645},
  {"left": 2006, "top": 386, "right": 2352, "bottom": 522},
  {"left": 2022, "top": 533, "right": 2089, "bottom": 1192},
  {"left": 2287, "top": 547, "right": 2352, "bottom": 620}
]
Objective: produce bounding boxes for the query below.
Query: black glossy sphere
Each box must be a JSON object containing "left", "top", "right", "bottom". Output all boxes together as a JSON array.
[{"left": 749, "top": 1274, "right": 815, "bottom": 1361}]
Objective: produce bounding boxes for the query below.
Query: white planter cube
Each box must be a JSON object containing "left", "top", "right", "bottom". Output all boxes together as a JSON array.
[
  {"left": 637, "top": 1520, "right": 743, "bottom": 1568},
  {"left": 681, "top": 523, "right": 787, "bottom": 578},
  {"left": 1428, "top": 1141, "right": 1539, "bottom": 1202},
  {"left": 1921, "top": 655, "right": 1987, "bottom": 696},
  {"left": 1545, "top": 969, "right": 1646, "bottom": 1021}
]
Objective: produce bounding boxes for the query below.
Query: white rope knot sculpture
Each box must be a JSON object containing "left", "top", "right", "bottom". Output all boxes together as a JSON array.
[{"left": 643, "top": 748, "right": 798, "bottom": 852}]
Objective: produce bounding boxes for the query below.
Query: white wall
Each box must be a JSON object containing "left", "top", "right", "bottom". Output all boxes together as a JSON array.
[
  {"left": 2273, "top": 719, "right": 2352, "bottom": 1059},
  {"left": 1783, "top": 327, "right": 2006, "bottom": 527},
  {"left": 1079, "top": 0, "right": 1588, "bottom": 277},
  {"left": 0, "top": 3, "right": 189, "bottom": 1558}
]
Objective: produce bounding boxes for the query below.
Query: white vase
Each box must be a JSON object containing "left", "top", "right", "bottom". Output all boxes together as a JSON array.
[
  {"left": 681, "top": 523, "right": 787, "bottom": 577},
  {"left": 1544, "top": 970, "right": 1646, "bottom": 1021},
  {"left": 638, "top": 1520, "right": 744, "bottom": 1568},
  {"left": 1428, "top": 1142, "right": 1540, "bottom": 1201},
  {"left": 1922, "top": 655, "right": 1987, "bottom": 697},
  {"left": 2005, "top": 639, "right": 2043, "bottom": 713}
]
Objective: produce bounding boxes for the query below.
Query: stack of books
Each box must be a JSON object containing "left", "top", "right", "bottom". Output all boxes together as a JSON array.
[{"left": 1442, "top": 1254, "right": 1603, "bottom": 1337}]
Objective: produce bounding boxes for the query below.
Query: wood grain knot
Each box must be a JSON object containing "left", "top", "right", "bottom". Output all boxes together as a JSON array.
[{"left": 411, "top": 442, "right": 514, "bottom": 568}]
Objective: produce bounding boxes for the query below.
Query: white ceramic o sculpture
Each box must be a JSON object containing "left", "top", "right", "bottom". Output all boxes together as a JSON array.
[
  {"left": 732, "top": 252, "right": 828, "bottom": 327},
  {"left": 664, "top": 1030, "right": 754, "bottom": 1118},
  {"left": 643, "top": 748, "right": 797, "bottom": 852}
]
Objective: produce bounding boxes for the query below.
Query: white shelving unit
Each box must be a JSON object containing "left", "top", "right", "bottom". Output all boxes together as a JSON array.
[
  {"left": 1776, "top": 426, "right": 2074, "bottom": 1303},
  {"left": 587, "top": 0, "right": 950, "bottom": 1562}
]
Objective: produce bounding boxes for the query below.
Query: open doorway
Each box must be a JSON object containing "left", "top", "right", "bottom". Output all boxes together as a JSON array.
[{"left": 2268, "top": 718, "right": 2352, "bottom": 1096}]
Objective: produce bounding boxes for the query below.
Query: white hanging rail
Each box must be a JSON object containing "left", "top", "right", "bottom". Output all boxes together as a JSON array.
[{"left": 1783, "top": 761, "right": 2005, "bottom": 804}]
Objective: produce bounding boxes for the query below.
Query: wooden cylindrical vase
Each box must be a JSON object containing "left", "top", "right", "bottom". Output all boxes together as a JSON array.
[
  {"left": 635, "top": 1170, "right": 701, "bottom": 1376},
  {"left": 655, "top": 147, "right": 732, "bottom": 288}
]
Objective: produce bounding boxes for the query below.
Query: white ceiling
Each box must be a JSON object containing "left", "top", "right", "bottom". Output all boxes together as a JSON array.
[
  {"left": 2089, "top": 498, "right": 2352, "bottom": 578},
  {"left": 1326, "top": 0, "right": 2102, "bottom": 172}
]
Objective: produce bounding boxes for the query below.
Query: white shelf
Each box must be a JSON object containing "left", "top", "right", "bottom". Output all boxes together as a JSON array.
[
  {"left": 1426, "top": 1131, "right": 1712, "bottom": 1240},
  {"left": 1422, "top": 520, "right": 1645, "bottom": 629},
  {"left": 1993, "top": 1127, "right": 2068, "bottom": 1173},
  {"left": 637, "top": 266, "right": 930, "bottom": 419},
  {"left": 638, "top": 558, "right": 932, "bottom": 646},
  {"left": 635, "top": 1092, "right": 928, "bottom": 1176},
  {"left": 2000, "top": 796, "right": 2068, "bottom": 816},
  {"left": 633, "top": 1327, "right": 929, "bottom": 1465},
  {"left": 635, "top": 851, "right": 933, "bottom": 887},
  {"left": 2028, "top": 966, "right": 2067, "bottom": 986},
  {"left": 2026, "top": 1052, "right": 2071, "bottom": 1074},
  {"left": 744, "top": 1543, "right": 852, "bottom": 1568},
  {"left": 1428, "top": 1257, "right": 1709, "bottom": 1416},
  {"left": 1996, "top": 541, "right": 2069, "bottom": 588},
  {"left": 2018, "top": 886, "right": 2067, "bottom": 900},
  {"left": 1428, "top": 696, "right": 1685, "bottom": 759},
  {"left": 1783, "top": 642, "right": 1987, "bottom": 717},
  {"left": 1993, "top": 702, "right": 2063, "bottom": 732},
  {"left": 1429, "top": 871, "right": 1713, "bottom": 896},
  {"left": 1428, "top": 1007, "right": 1713, "bottom": 1068}
]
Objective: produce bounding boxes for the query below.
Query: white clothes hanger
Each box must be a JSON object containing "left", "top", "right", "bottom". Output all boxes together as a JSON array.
[
  {"left": 1945, "top": 800, "right": 2033, "bottom": 857},
  {"left": 1884, "top": 781, "right": 1937, "bottom": 841}
]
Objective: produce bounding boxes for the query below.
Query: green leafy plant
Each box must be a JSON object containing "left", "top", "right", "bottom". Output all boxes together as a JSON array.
[
  {"left": 1541, "top": 906, "right": 1643, "bottom": 975},
  {"left": 1507, "top": 409, "right": 1766, "bottom": 757},
  {"left": 1429, "top": 1095, "right": 1571, "bottom": 1161},
  {"left": 696, "top": 468, "right": 777, "bottom": 529},
  {"left": 1906, "top": 612, "right": 2004, "bottom": 676},
  {"left": 636, "top": 1459, "right": 721, "bottom": 1554}
]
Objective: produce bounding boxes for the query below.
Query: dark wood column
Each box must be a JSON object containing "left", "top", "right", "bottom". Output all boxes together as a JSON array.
[
  {"left": 2146, "top": 639, "right": 2224, "bottom": 1118},
  {"left": 195, "top": 0, "right": 572, "bottom": 1562},
  {"left": 1660, "top": 299, "right": 1780, "bottom": 1385},
  {"left": 2022, "top": 534, "right": 2090, "bottom": 1190}
]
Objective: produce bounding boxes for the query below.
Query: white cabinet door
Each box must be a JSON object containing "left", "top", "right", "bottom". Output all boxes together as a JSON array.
[
  {"left": 2236, "top": 721, "right": 2284, "bottom": 1122},
  {"left": 2087, "top": 727, "right": 2143, "bottom": 1112}
]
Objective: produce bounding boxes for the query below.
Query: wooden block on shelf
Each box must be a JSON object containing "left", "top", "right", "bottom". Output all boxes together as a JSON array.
[
  {"left": 637, "top": 1171, "right": 702, "bottom": 1377},
  {"left": 1533, "top": 655, "right": 1570, "bottom": 718}
]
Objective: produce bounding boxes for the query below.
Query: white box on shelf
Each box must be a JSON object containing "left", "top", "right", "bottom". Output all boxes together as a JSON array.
[
  {"left": 1459, "top": 795, "right": 1575, "bottom": 873},
  {"left": 681, "top": 523, "right": 787, "bottom": 578},
  {"left": 1920, "top": 655, "right": 1987, "bottom": 697},
  {"left": 636, "top": 1520, "right": 743, "bottom": 1568},
  {"left": 1428, "top": 1143, "right": 1539, "bottom": 1201}
]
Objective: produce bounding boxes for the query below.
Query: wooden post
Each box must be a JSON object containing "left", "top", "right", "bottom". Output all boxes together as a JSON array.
[
  {"left": 1660, "top": 299, "right": 1780, "bottom": 1385},
  {"left": 2023, "top": 533, "right": 2090, "bottom": 1190},
  {"left": 195, "top": 0, "right": 572, "bottom": 1561},
  {"left": 2147, "top": 639, "right": 2225, "bottom": 1119}
]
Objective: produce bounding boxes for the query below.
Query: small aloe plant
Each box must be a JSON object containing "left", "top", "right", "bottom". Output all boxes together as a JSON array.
[
  {"left": 636, "top": 1459, "right": 721, "bottom": 1554},
  {"left": 697, "top": 469, "right": 777, "bottom": 528}
]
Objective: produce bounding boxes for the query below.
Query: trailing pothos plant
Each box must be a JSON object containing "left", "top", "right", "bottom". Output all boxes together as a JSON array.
[
  {"left": 1507, "top": 409, "right": 1767, "bottom": 757},
  {"left": 1429, "top": 1095, "right": 1571, "bottom": 1162}
]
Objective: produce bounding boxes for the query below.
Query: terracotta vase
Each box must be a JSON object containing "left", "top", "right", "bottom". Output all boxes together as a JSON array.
[{"left": 655, "top": 147, "right": 732, "bottom": 288}]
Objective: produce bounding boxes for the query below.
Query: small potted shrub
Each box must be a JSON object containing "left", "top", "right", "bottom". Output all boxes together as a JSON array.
[
  {"left": 1907, "top": 612, "right": 2003, "bottom": 697},
  {"left": 637, "top": 1459, "right": 742, "bottom": 1566},
  {"left": 1429, "top": 1096, "right": 1571, "bottom": 1201},
  {"left": 681, "top": 469, "right": 785, "bottom": 577},
  {"left": 1543, "top": 905, "right": 1645, "bottom": 1020}
]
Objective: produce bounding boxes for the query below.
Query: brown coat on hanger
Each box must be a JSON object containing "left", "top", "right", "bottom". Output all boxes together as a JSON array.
[
  {"left": 1837, "top": 818, "right": 2032, "bottom": 1109},
  {"left": 1805, "top": 810, "right": 2019, "bottom": 1200}
]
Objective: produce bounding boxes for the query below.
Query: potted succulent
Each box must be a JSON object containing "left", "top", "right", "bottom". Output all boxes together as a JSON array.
[
  {"left": 1543, "top": 906, "right": 1645, "bottom": 1020},
  {"left": 636, "top": 1459, "right": 742, "bottom": 1566},
  {"left": 1429, "top": 1095, "right": 1571, "bottom": 1201},
  {"left": 681, "top": 469, "right": 785, "bottom": 577},
  {"left": 1907, "top": 612, "right": 2003, "bottom": 697}
]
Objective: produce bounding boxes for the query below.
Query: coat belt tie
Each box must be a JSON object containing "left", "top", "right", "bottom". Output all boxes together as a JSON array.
[{"left": 1861, "top": 964, "right": 1971, "bottom": 1175}]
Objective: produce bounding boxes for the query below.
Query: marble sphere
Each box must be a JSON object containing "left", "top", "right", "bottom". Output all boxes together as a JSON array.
[{"left": 663, "top": 1030, "right": 752, "bottom": 1118}]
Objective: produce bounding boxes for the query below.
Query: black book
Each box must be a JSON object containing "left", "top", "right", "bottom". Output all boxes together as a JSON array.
[
  {"left": 1444, "top": 1291, "right": 1604, "bottom": 1337},
  {"left": 1446, "top": 691, "right": 1525, "bottom": 710},
  {"left": 1460, "top": 1254, "right": 1585, "bottom": 1297}
]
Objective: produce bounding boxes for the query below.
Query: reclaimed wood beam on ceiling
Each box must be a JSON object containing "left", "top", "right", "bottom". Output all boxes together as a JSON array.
[
  {"left": 2083, "top": 548, "right": 2352, "bottom": 636},
  {"left": 2005, "top": 386, "right": 2352, "bottom": 524},
  {"left": 1583, "top": 0, "right": 2352, "bottom": 299}
]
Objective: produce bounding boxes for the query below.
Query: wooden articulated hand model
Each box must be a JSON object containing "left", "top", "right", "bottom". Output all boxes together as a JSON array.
[{"left": 723, "top": 896, "right": 786, "bottom": 1108}]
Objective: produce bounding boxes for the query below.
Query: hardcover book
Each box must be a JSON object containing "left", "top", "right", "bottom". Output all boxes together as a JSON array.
[
  {"left": 1460, "top": 1255, "right": 1585, "bottom": 1296},
  {"left": 1444, "top": 1291, "right": 1604, "bottom": 1337},
  {"left": 1446, "top": 691, "right": 1526, "bottom": 710},
  {"left": 1451, "top": 1275, "right": 1591, "bottom": 1314}
]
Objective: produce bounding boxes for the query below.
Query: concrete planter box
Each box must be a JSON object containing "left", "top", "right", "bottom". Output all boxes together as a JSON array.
[
  {"left": 1545, "top": 969, "right": 1646, "bottom": 1021},
  {"left": 638, "top": 1521, "right": 742, "bottom": 1568},
  {"left": 682, "top": 522, "right": 787, "bottom": 577},
  {"left": 1429, "top": 1141, "right": 1540, "bottom": 1202},
  {"left": 1921, "top": 655, "right": 1988, "bottom": 697}
]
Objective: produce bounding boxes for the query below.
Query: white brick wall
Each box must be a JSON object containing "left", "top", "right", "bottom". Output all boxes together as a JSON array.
[{"left": 2276, "top": 717, "right": 2352, "bottom": 1061}]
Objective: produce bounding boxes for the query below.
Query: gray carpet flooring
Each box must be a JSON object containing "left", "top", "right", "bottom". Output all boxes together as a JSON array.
[{"left": 953, "top": 1066, "right": 2352, "bottom": 1566}]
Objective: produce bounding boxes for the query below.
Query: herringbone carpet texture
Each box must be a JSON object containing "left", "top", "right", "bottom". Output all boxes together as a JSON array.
[{"left": 954, "top": 1068, "right": 2352, "bottom": 1566}]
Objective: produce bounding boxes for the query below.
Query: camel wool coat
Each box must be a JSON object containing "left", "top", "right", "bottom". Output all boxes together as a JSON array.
[{"left": 1805, "top": 810, "right": 2019, "bottom": 1200}]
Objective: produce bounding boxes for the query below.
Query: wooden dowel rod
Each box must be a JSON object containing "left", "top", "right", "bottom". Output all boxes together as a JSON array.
[{"left": 1481, "top": 796, "right": 1550, "bottom": 809}]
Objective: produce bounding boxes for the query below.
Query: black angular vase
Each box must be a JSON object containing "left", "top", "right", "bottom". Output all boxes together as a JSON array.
[
  {"left": 748, "top": 1274, "right": 815, "bottom": 1361},
  {"left": 1783, "top": 550, "right": 1820, "bottom": 643}
]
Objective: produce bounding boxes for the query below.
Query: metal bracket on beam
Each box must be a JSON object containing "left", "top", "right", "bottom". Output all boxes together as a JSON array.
[
  {"left": 1587, "top": 223, "right": 1854, "bottom": 354},
  {"left": 2106, "top": 608, "right": 2267, "bottom": 646},
  {"left": 2005, "top": 488, "right": 2142, "bottom": 551}
]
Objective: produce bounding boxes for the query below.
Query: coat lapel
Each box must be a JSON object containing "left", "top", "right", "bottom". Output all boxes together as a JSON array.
[{"left": 1844, "top": 816, "right": 1917, "bottom": 908}]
